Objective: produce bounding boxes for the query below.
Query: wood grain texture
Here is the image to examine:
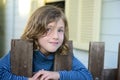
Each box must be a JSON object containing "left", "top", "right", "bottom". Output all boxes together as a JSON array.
[
  {"left": 88, "top": 42, "right": 105, "bottom": 80},
  {"left": 54, "top": 40, "right": 73, "bottom": 71},
  {"left": 11, "top": 39, "right": 33, "bottom": 77},
  {"left": 88, "top": 42, "right": 120, "bottom": 80}
]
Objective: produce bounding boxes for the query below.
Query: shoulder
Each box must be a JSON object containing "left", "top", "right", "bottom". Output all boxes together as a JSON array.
[
  {"left": 0, "top": 52, "right": 10, "bottom": 65},
  {"left": 0, "top": 52, "right": 10, "bottom": 60},
  {"left": 72, "top": 55, "right": 80, "bottom": 63},
  {"left": 72, "top": 55, "right": 86, "bottom": 69}
]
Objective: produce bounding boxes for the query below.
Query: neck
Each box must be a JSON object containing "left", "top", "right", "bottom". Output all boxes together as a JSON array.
[{"left": 39, "top": 48, "right": 54, "bottom": 56}]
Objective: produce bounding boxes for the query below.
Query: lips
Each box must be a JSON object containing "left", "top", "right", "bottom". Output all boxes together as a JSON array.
[
  {"left": 49, "top": 42, "right": 58, "bottom": 44},
  {"left": 49, "top": 42, "right": 59, "bottom": 46}
]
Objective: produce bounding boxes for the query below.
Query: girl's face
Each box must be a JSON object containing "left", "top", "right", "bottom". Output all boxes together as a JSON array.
[{"left": 38, "top": 19, "right": 65, "bottom": 54}]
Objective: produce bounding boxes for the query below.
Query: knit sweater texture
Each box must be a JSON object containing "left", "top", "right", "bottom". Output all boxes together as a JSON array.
[{"left": 0, "top": 51, "right": 93, "bottom": 80}]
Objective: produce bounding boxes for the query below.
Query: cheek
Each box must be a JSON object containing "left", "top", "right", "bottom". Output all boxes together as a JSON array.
[
  {"left": 59, "top": 33, "right": 64, "bottom": 42},
  {"left": 37, "top": 37, "right": 46, "bottom": 46}
]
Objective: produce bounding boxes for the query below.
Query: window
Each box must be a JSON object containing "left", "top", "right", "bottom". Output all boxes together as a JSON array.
[{"left": 65, "top": 0, "right": 102, "bottom": 50}]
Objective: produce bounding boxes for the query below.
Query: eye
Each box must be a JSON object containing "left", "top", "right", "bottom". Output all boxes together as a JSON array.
[
  {"left": 58, "top": 29, "right": 64, "bottom": 32},
  {"left": 46, "top": 28, "right": 51, "bottom": 32}
]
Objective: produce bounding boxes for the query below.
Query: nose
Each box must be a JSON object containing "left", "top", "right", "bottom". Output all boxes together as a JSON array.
[{"left": 51, "top": 30, "right": 58, "bottom": 40}]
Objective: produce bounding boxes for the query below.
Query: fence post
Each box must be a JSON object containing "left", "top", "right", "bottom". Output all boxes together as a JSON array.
[{"left": 11, "top": 39, "right": 33, "bottom": 77}]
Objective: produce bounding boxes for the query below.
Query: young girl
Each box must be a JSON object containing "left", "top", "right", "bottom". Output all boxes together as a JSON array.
[{"left": 0, "top": 5, "right": 93, "bottom": 80}]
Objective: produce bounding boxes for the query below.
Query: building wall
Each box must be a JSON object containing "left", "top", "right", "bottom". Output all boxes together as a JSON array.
[
  {"left": 5, "top": 0, "right": 29, "bottom": 53},
  {"left": 5, "top": 0, "right": 43, "bottom": 53},
  {"left": 74, "top": 0, "right": 120, "bottom": 68},
  {"left": 100, "top": 0, "right": 120, "bottom": 68}
]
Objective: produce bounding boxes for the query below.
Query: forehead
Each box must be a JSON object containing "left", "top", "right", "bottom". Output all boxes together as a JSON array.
[{"left": 47, "top": 19, "right": 65, "bottom": 28}]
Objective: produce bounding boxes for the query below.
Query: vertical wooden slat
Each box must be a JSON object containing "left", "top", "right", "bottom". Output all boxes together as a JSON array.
[
  {"left": 117, "top": 43, "right": 120, "bottom": 80},
  {"left": 54, "top": 40, "right": 73, "bottom": 71},
  {"left": 103, "top": 69, "right": 117, "bottom": 80},
  {"left": 88, "top": 42, "right": 105, "bottom": 80},
  {"left": 11, "top": 39, "right": 33, "bottom": 77}
]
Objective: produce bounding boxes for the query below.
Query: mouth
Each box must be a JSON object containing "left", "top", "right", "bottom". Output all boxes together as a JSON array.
[{"left": 49, "top": 42, "right": 59, "bottom": 45}]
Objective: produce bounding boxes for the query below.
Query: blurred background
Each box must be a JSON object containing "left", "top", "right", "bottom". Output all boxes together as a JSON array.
[{"left": 0, "top": 0, "right": 120, "bottom": 69}]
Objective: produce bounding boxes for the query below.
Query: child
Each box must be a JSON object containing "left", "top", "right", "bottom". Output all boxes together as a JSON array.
[{"left": 0, "top": 5, "right": 93, "bottom": 80}]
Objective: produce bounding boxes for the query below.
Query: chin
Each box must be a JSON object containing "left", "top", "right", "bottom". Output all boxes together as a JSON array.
[
  {"left": 48, "top": 49, "right": 58, "bottom": 53},
  {"left": 49, "top": 50, "right": 57, "bottom": 53}
]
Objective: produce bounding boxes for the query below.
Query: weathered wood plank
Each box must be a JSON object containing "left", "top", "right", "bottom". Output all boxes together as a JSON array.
[
  {"left": 54, "top": 40, "right": 73, "bottom": 71},
  {"left": 10, "top": 40, "right": 120, "bottom": 80},
  {"left": 11, "top": 39, "right": 33, "bottom": 77},
  {"left": 117, "top": 43, "right": 120, "bottom": 80},
  {"left": 88, "top": 42, "right": 105, "bottom": 80},
  {"left": 102, "top": 69, "right": 117, "bottom": 80}
]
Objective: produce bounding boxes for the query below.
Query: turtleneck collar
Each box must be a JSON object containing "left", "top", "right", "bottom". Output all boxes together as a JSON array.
[
  {"left": 33, "top": 50, "right": 54, "bottom": 61},
  {"left": 33, "top": 50, "right": 54, "bottom": 72}
]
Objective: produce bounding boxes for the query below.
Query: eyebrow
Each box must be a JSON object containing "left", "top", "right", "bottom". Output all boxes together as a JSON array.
[
  {"left": 47, "top": 25, "right": 64, "bottom": 29},
  {"left": 59, "top": 26, "right": 64, "bottom": 28}
]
